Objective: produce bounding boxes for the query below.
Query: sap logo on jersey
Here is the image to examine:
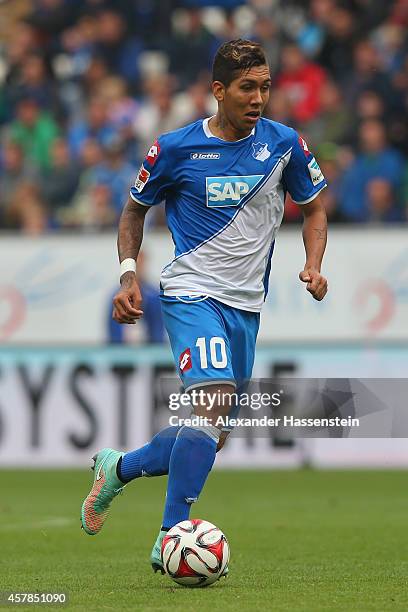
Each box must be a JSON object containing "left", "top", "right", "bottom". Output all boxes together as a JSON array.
[{"left": 206, "top": 175, "right": 263, "bottom": 207}]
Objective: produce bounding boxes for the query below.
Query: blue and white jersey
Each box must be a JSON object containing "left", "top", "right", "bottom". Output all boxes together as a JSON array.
[{"left": 130, "top": 117, "right": 326, "bottom": 312}]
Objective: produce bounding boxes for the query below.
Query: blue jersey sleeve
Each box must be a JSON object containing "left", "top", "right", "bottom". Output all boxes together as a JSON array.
[
  {"left": 130, "top": 136, "right": 172, "bottom": 206},
  {"left": 282, "top": 130, "right": 327, "bottom": 204}
]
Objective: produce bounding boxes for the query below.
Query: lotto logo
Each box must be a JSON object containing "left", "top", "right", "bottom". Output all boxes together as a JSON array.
[
  {"left": 190, "top": 152, "right": 220, "bottom": 160},
  {"left": 179, "top": 348, "right": 192, "bottom": 372},
  {"left": 134, "top": 165, "right": 150, "bottom": 193},
  {"left": 146, "top": 140, "right": 160, "bottom": 166},
  {"left": 206, "top": 175, "right": 263, "bottom": 207}
]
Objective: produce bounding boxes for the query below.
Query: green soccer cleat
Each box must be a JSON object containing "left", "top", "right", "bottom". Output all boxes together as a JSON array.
[
  {"left": 81, "top": 448, "right": 125, "bottom": 535},
  {"left": 151, "top": 529, "right": 167, "bottom": 574}
]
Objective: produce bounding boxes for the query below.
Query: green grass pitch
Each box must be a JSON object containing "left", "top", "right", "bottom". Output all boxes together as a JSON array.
[{"left": 0, "top": 469, "right": 407, "bottom": 611}]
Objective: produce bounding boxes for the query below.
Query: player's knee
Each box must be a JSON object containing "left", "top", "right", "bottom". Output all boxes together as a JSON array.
[
  {"left": 216, "top": 431, "right": 229, "bottom": 452},
  {"left": 189, "top": 422, "right": 221, "bottom": 444},
  {"left": 194, "top": 383, "right": 236, "bottom": 420}
]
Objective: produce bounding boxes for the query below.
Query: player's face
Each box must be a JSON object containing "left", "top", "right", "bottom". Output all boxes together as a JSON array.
[{"left": 222, "top": 65, "right": 271, "bottom": 132}]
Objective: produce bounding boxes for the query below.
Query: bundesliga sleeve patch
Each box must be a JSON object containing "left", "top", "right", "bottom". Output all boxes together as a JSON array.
[
  {"left": 146, "top": 140, "right": 160, "bottom": 166},
  {"left": 134, "top": 165, "right": 150, "bottom": 193},
  {"left": 307, "top": 157, "right": 324, "bottom": 186}
]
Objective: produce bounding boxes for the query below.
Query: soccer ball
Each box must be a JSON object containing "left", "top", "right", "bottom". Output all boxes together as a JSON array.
[{"left": 161, "top": 519, "right": 230, "bottom": 587}]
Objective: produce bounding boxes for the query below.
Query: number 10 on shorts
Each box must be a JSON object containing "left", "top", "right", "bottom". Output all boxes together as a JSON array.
[{"left": 196, "top": 337, "right": 227, "bottom": 369}]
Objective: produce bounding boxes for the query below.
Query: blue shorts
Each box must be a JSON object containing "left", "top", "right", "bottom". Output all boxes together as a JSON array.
[{"left": 160, "top": 294, "right": 260, "bottom": 392}]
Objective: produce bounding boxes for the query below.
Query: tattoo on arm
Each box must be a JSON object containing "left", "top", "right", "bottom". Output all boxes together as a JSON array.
[
  {"left": 313, "top": 228, "right": 326, "bottom": 240},
  {"left": 117, "top": 198, "right": 148, "bottom": 262}
]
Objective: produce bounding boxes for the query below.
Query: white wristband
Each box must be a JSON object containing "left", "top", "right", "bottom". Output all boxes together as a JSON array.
[{"left": 120, "top": 258, "right": 137, "bottom": 278}]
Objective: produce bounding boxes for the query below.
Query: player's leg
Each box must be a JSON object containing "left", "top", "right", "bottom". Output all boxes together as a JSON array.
[
  {"left": 118, "top": 408, "right": 228, "bottom": 483},
  {"left": 151, "top": 382, "right": 235, "bottom": 572},
  {"left": 116, "top": 296, "right": 233, "bottom": 483},
  {"left": 82, "top": 419, "right": 225, "bottom": 533},
  {"left": 118, "top": 426, "right": 179, "bottom": 481},
  {"left": 151, "top": 296, "right": 236, "bottom": 571},
  {"left": 160, "top": 303, "right": 259, "bottom": 532},
  {"left": 81, "top": 297, "right": 231, "bottom": 536},
  {"left": 80, "top": 404, "right": 227, "bottom": 537},
  {"left": 220, "top": 303, "right": 260, "bottom": 428},
  {"left": 162, "top": 383, "right": 235, "bottom": 526},
  {"left": 229, "top": 306, "right": 260, "bottom": 382}
]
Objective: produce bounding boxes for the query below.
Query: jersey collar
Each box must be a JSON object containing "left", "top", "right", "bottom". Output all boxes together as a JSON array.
[{"left": 202, "top": 117, "right": 255, "bottom": 142}]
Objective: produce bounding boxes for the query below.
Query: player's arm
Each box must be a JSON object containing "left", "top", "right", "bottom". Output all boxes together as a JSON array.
[
  {"left": 282, "top": 130, "right": 328, "bottom": 301},
  {"left": 299, "top": 193, "right": 328, "bottom": 301},
  {"left": 113, "top": 137, "right": 170, "bottom": 324},
  {"left": 113, "top": 197, "right": 148, "bottom": 324}
]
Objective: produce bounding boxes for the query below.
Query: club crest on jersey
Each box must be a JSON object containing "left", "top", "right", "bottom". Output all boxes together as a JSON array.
[
  {"left": 252, "top": 142, "right": 271, "bottom": 162},
  {"left": 134, "top": 165, "right": 150, "bottom": 193},
  {"left": 179, "top": 348, "right": 192, "bottom": 372},
  {"left": 190, "top": 152, "right": 220, "bottom": 160},
  {"left": 206, "top": 175, "right": 263, "bottom": 207},
  {"left": 308, "top": 157, "right": 324, "bottom": 185},
  {"left": 146, "top": 140, "right": 160, "bottom": 166}
]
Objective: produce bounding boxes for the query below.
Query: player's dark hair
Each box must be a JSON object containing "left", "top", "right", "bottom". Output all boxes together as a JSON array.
[{"left": 212, "top": 39, "right": 267, "bottom": 87}]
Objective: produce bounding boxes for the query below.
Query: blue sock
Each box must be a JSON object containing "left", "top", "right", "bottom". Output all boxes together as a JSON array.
[
  {"left": 162, "top": 426, "right": 217, "bottom": 529},
  {"left": 119, "top": 426, "right": 180, "bottom": 482}
]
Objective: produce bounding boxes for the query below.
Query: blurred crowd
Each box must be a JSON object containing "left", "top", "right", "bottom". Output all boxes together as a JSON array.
[{"left": 0, "top": 0, "right": 407, "bottom": 234}]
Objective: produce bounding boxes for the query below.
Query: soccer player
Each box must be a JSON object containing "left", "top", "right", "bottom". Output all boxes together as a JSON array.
[{"left": 80, "top": 40, "right": 328, "bottom": 573}]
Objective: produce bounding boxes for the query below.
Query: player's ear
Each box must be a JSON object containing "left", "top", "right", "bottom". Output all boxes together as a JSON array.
[{"left": 212, "top": 81, "right": 225, "bottom": 102}]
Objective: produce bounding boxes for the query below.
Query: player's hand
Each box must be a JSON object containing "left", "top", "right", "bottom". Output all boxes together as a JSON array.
[
  {"left": 299, "top": 267, "right": 328, "bottom": 301},
  {"left": 112, "top": 272, "right": 144, "bottom": 324}
]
